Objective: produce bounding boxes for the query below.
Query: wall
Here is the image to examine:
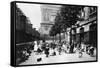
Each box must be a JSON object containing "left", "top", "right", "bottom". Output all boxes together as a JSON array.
[{"left": 0, "top": 0, "right": 100, "bottom": 68}]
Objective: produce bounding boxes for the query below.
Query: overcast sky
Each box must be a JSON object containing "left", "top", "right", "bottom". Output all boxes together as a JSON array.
[{"left": 17, "top": 3, "right": 41, "bottom": 30}]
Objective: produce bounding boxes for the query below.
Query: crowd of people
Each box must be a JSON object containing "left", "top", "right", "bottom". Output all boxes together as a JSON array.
[
  {"left": 33, "top": 40, "right": 96, "bottom": 58},
  {"left": 16, "top": 40, "right": 96, "bottom": 64}
]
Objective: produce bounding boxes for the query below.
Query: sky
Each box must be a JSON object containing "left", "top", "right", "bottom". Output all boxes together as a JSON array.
[{"left": 17, "top": 3, "right": 41, "bottom": 30}]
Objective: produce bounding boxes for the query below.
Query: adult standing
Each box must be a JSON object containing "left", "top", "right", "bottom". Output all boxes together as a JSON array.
[
  {"left": 44, "top": 43, "right": 49, "bottom": 57},
  {"left": 34, "top": 41, "right": 38, "bottom": 52}
]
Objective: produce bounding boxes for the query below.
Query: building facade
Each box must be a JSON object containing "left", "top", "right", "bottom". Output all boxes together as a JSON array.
[
  {"left": 71, "top": 6, "right": 97, "bottom": 47},
  {"left": 16, "top": 5, "right": 38, "bottom": 44},
  {"left": 39, "top": 5, "right": 61, "bottom": 36}
]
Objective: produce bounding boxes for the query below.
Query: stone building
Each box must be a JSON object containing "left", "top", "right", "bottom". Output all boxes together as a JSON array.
[
  {"left": 71, "top": 6, "right": 97, "bottom": 47},
  {"left": 39, "top": 5, "right": 61, "bottom": 36},
  {"left": 16, "top": 5, "right": 37, "bottom": 44}
]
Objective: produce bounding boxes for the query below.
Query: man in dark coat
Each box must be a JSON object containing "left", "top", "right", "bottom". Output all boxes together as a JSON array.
[{"left": 44, "top": 44, "right": 49, "bottom": 57}]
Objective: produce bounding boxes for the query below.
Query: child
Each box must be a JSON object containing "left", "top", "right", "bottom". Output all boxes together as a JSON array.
[
  {"left": 78, "top": 48, "right": 83, "bottom": 58},
  {"left": 76, "top": 44, "right": 83, "bottom": 58}
]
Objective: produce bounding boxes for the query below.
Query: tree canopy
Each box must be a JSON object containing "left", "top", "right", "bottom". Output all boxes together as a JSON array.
[{"left": 50, "top": 5, "right": 84, "bottom": 36}]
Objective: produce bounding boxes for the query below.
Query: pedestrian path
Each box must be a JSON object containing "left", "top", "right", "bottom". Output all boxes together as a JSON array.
[{"left": 20, "top": 51, "right": 96, "bottom": 65}]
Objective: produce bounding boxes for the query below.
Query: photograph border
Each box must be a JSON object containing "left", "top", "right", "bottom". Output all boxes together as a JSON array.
[{"left": 11, "top": 1, "right": 98, "bottom": 67}]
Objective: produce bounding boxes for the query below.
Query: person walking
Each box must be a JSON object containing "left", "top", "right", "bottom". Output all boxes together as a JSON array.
[{"left": 44, "top": 44, "right": 49, "bottom": 57}]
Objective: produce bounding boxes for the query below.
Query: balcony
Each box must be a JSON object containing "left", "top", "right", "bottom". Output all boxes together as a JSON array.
[{"left": 89, "top": 11, "right": 97, "bottom": 19}]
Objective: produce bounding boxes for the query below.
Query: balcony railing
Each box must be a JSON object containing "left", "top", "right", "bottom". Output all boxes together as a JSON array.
[{"left": 89, "top": 11, "right": 97, "bottom": 19}]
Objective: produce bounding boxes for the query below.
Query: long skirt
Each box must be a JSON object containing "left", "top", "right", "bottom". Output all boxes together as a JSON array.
[{"left": 34, "top": 44, "right": 38, "bottom": 51}]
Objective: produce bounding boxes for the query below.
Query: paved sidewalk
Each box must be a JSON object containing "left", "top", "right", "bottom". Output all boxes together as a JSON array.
[{"left": 20, "top": 50, "right": 96, "bottom": 65}]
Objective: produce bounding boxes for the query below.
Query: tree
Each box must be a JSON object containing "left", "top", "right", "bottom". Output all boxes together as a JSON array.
[
  {"left": 50, "top": 5, "right": 83, "bottom": 44},
  {"left": 49, "top": 12, "right": 61, "bottom": 42},
  {"left": 32, "top": 28, "right": 40, "bottom": 41},
  {"left": 49, "top": 26, "right": 56, "bottom": 41},
  {"left": 59, "top": 6, "right": 83, "bottom": 44},
  {"left": 58, "top": 6, "right": 84, "bottom": 53}
]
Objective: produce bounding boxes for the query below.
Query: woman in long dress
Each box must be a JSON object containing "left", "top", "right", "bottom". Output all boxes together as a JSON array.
[{"left": 34, "top": 41, "right": 38, "bottom": 52}]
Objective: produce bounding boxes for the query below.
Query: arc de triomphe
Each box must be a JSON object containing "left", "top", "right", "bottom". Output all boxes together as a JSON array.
[{"left": 39, "top": 5, "right": 61, "bottom": 36}]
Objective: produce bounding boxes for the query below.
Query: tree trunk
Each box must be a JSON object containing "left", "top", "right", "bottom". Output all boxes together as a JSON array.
[
  {"left": 59, "top": 33, "right": 61, "bottom": 43},
  {"left": 53, "top": 36, "right": 55, "bottom": 42},
  {"left": 63, "top": 28, "right": 66, "bottom": 42},
  {"left": 69, "top": 28, "right": 72, "bottom": 45},
  {"left": 65, "top": 29, "right": 68, "bottom": 43}
]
